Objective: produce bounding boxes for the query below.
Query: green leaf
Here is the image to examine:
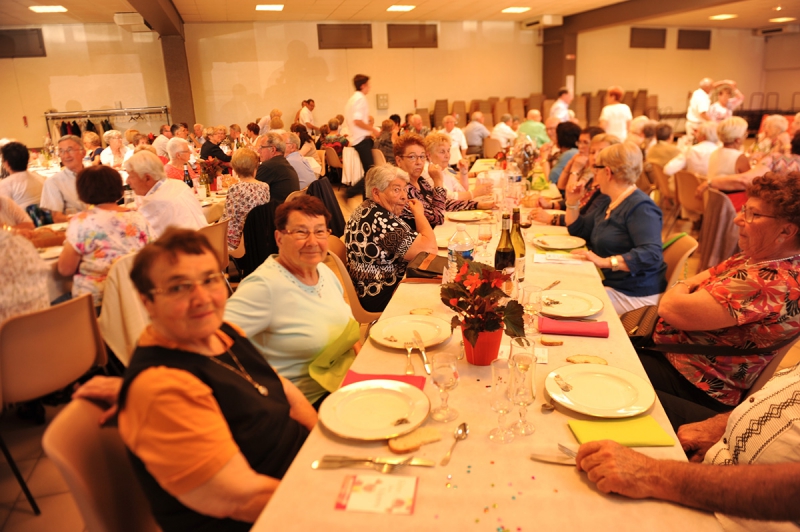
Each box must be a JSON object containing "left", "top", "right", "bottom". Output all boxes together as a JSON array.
[
  {"left": 502, "top": 300, "right": 526, "bottom": 339},
  {"left": 463, "top": 327, "right": 480, "bottom": 347}
]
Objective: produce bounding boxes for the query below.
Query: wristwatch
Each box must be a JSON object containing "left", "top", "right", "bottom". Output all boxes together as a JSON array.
[{"left": 609, "top": 255, "right": 620, "bottom": 271}]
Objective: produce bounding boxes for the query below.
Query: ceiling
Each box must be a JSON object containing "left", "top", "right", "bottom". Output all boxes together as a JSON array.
[{"left": 0, "top": 0, "right": 797, "bottom": 29}]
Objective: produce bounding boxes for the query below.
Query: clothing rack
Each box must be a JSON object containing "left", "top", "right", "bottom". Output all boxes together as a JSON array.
[{"left": 44, "top": 105, "right": 171, "bottom": 140}]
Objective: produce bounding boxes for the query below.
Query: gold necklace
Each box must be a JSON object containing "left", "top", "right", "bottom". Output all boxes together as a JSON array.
[
  {"left": 745, "top": 253, "right": 800, "bottom": 268},
  {"left": 209, "top": 350, "right": 269, "bottom": 396}
]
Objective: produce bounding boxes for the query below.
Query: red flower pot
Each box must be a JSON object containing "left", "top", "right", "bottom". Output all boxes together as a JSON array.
[{"left": 462, "top": 327, "right": 504, "bottom": 366}]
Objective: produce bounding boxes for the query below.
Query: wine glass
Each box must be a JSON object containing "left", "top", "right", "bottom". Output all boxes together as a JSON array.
[
  {"left": 519, "top": 284, "right": 542, "bottom": 334},
  {"left": 430, "top": 352, "right": 459, "bottom": 422},
  {"left": 477, "top": 223, "right": 492, "bottom": 260},
  {"left": 489, "top": 359, "right": 515, "bottom": 443},
  {"left": 509, "top": 338, "right": 536, "bottom": 436}
]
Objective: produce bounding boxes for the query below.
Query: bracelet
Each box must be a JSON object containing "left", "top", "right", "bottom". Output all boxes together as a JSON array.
[
  {"left": 566, "top": 202, "right": 580, "bottom": 210},
  {"left": 609, "top": 255, "right": 619, "bottom": 271},
  {"left": 671, "top": 279, "right": 689, "bottom": 290}
]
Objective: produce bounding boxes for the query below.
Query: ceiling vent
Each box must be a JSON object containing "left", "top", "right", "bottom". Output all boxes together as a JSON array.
[
  {"left": 520, "top": 15, "right": 563, "bottom": 30},
  {"left": 753, "top": 24, "right": 799, "bottom": 37},
  {"left": 113, "top": 12, "right": 152, "bottom": 33}
]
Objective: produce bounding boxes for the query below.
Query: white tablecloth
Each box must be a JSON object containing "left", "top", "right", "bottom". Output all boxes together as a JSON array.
[{"left": 342, "top": 147, "right": 363, "bottom": 186}]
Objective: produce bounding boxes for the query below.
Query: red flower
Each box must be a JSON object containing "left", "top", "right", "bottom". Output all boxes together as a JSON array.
[
  {"left": 449, "top": 298, "right": 459, "bottom": 307},
  {"left": 464, "top": 272, "right": 483, "bottom": 293},
  {"left": 454, "top": 262, "right": 469, "bottom": 282}
]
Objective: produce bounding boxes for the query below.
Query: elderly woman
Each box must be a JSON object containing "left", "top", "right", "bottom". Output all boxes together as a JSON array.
[
  {"left": 57, "top": 166, "right": 152, "bottom": 308},
  {"left": 375, "top": 119, "right": 395, "bottom": 163},
  {"left": 644, "top": 172, "right": 800, "bottom": 428},
  {"left": 598, "top": 86, "right": 632, "bottom": 140},
  {"left": 224, "top": 196, "right": 358, "bottom": 407},
  {"left": 164, "top": 137, "right": 198, "bottom": 183},
  {"left": 82, "top": 131, "right": 103, "bottom": 165},
  {"left": 394, "top": 133, "right": 446, "bottom": 230},
  {"left": 664, "top": 121, "right": 720, "bottom": 177},
  {"left": 222, "top": 148, "right": 270, "bottom": 250},
  {"left": 530, "top": 133, "right": 620, "bottom": 226},
  {"left": 116, "top": 228, "right": 315, "bottom": 531},
  {"left": 423, "top": 132, "right": 492, "bottom": 209},
  {"left": 200, "top": 125, "right": 232, "bottom": 164},
  {"left": 100, "top": 130, "right": 132, "bottom": 169},
  {"left": 567, "top": 141, "right": 667, "bottom": 313},
  {"left": 345, "top": 164, "right": 437, "bottom": 312},
  {"left": 269, "top": 116, "right": 285, "bottom": 134},
  {"left": 539, "top": 122, "right": 581, "bottom": 184},
  {"left": 752, "top": 114, "right": 791, "bottom": 159}
]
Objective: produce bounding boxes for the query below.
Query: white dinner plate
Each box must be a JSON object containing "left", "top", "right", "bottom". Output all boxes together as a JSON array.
[
  {"left": 38, "top": 246, "right": 63, "bottom": 260},
  {"left": 539, "top": 188, "right": 562, "bottom": 200},
  {"left": 545, "top": 209, "right": 566, "bottom": 216},
  {"left": 42, "top": 222, "right": 69, "bottom": 232},
  {"left": 200, "top": 200, "right": 213, "bottom": 207},
  {"left": 446, "top": 211, "right": 490, "bottom": 222},
  {"left": 369, "top": 315, "right": 452, "bottom": 349},
  {"left": 318, "top": 380, "right": 430, "bottom": 440},
  {"left": 531, "top": 235, "right": 586, "bottom": 250},
  {"left": 545, "top": 364, "right": 655, "bottom": 418},
  {"left": 540, "top": 289, "right": 604, "bottom": 318}
]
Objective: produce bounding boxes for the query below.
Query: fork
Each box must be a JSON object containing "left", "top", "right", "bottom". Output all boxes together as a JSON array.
[{"left": 403, "top": 341, "right": 416, "bottom": 375}]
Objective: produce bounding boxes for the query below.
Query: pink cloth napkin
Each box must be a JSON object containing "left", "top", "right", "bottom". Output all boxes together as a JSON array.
[
  {"left": 538, "top": 316, "right": 609, "bottom": 338},
  {"left": 340, "top": 370, "right": 427, "bottom": 391}
]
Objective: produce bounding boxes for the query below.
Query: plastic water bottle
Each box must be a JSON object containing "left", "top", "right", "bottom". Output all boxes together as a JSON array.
[{"left": 448, "top": 223, "right": 475, "bottom": 278}]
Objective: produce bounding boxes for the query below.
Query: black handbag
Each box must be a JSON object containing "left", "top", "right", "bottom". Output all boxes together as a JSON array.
[{"left": 406, "top": 252, "right": 448, "bottom": 279}]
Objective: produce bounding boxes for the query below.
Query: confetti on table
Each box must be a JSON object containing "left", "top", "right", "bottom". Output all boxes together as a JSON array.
[
  {"left": 512, "top": 496, "right": 516, "bottom": 500},
  {"left": 446, "top": 483, "right": 452, "bottom": 488},
  {"left": 490, "top": 461, "right": 495, "bottom": 464},
  {"left": 493, "top": 503, "right": 498, "bottom": 508},
  {"left": 447, "top": 474, "right": 452, "bottom": 479},
  {"left": 484, "top": 507, "right": 489, "bottom": 513}
]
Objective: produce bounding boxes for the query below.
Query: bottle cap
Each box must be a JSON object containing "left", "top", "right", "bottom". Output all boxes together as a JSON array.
[{"left": 456, "top": 223, "right": 467, "bottom": 231}]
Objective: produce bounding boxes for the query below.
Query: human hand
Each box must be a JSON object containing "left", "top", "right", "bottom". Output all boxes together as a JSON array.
[
  {"left": 528, "top": 208, "right": 552, "bottom": 225},
  {"left": 538, "top": 196, "right": 553, "bottom": 209},
  {"left": 571, "top": 154, "right": 588, "bottom": 174},
  {"left": 428, "top": 163, "right": 444, "bottom": 186},
  {"left": 477, "top": 200, "right": 496, "bottom": 210},
  {"left": 407, "top": 198, "right": 425, "bottom": 218},
  {"left": 576, "top": 440, "right": 659, "bottom": 499},
  {"left": 473, "top": 183, "right": 493, "bottom": 197},
  {"left": 72, "top": 376, "right": 123, "bottom": 425},
  {"left": 457, "top": 158, "right": 470, "bottom": 174},
  {"left": 695, "top": 181, "right": 709, "bottom": 200},
  {"left": 539, "top": 142, "right": 552, "bottom": 159},
  {"left": 570, "top": 249, "right": 604, "bottom": 267},
  {"left": 677, "top": 414, "right": 728, "bottom": 463},
  {"left": 565, "top": 180, "right": 586, "bottom": 205}
]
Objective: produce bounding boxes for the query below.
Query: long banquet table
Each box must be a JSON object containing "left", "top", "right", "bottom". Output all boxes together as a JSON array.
[{"left": 253, "top": 212, "right": 721, "bottom": 531}]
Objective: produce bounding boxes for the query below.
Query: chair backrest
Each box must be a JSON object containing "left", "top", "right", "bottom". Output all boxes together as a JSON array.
[
  {"left": 0, "top": 294, "right": 106, "bottom": 404},
  {"left": 325, "top": 147, "right": 343, "bottom": 169},
  {"left": 197, "top": 217, "right": 230, "bottom": 270},
  {"left": 646, "top": 162, "right": 676, "bottom": 206},
  {"left": 674, "top": 171, "right": 704, "bottom": 215},
  {"left": 745, "top": 340, "right": 797, "bottom": 398},
  {"left": 662, "top": 233, "right": 699, "bottom": 288},
  {"left": 98, "top": 253, "right": 149, "bottom": 367},
  {"left": 43, "top": 399, "right": 161, "bottom": 532},
  {"left": 483, "top": 138, "right": 503, "bottom": 159},
  {"left": 698, "top": 188, "right": 740, "bottom": 271},
  {"left": 284, "top": 187, "right": 307, "bottom": 203},
  {"left": 327, "top": 234, "right": 347, "bottom": 263},
  {"left": 372, "top": 149, "right": 387, "bottom": 166},
  {"left": 239, "top": 200, "right": 280, "bottom": 278},
  {"left": 325, "top": 239, "right": 382, "bottom": 325}
]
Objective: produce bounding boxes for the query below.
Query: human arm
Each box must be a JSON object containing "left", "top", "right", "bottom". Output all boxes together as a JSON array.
[
  {"left": 563, "top": 179, "right": 587, "bottom": 227},
  {"left": 657, "top": 268, "right": 736, "bottom": 331},
  {"left": 708, "top": 164, "right": 768, "bottom": 192},
  {"left": 72, "top": 375, "right": 123, "bottom": 425},
  {"left": 677, "top": 412, "right": 730, "bottom": 463},
  {"left": 57, "top": 241, "right": 81, "bottom": 276},
  {"left": 403, "top": 198, "right": 437, "bottom": 260},
  {"left": 576, "top": 440, "right": 800, "bottom": 521},
  {"left": 663, "top": 153, "right": 687, "bottom": 176},
  {"left": 280, "top": 376, "right": 317, "bottom": 431}
]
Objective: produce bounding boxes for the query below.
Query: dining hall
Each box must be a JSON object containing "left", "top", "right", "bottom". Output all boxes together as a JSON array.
[{"left": 1, "top": 0, "right": 800, "bottom": 530}]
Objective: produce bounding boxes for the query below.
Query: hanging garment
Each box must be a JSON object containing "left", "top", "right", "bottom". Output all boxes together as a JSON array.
[
  {"left": 71, "top": 121, "right": 81, "bottom": 135},
  {"left": 60, "top": 121, "right": 69, "bottom": 136},
  {"left": 85, "top": 120, "right": 97, "bottom": 133}
]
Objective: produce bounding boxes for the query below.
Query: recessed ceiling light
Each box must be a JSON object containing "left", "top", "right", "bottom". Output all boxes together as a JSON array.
[
  {"left": 773, "top": 5, "right": 783, "bottom": 11},
  {"left": 387, "top": 5, "right": 416, "bottom": 12},
  {"left": 29, "top": 5, "right": 68, "bottom": 13},
  {"left": 502, "top": 7, "right": 531, "bottom": 13},
  {"left": 255, "top": 4, "right": 284, "bottom": 11},
  {"left": 708, "top": 14, "right": 737, "bottom": 20},
  {"left": 769, "top": 16, "right": 797, "bottom": 22}
]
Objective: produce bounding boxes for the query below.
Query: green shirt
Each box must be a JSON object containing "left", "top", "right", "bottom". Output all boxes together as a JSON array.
[{"left": 517, "top": 120, "right": 549, "bottom": 148}]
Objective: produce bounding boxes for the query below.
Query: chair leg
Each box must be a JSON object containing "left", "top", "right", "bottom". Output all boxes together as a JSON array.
[{"left": 0, "top": 434, "right": 40, "bottom": 515}]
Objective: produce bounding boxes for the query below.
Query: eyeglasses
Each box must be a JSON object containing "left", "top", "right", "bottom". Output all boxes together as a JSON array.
[
  {"left": 593, "top": 165, "right": 605, "bottom": 170},
  {"left": 150, "top": 272, "right": 225, "bottom": 297},
  {"left": 400, "top": 154, "right": 427, "bottom": 162},
  {"left": 58, "top": 148, "right": 80, "bottom": 155},
  {"left": 740, "top": 205, "right": 779, "bottom": 223},
  {"left": 280, "top": 228, "right": 332, "bottom": 241},
  {"left": 259, "top": 145, "right": 274, "bottom": 151}
]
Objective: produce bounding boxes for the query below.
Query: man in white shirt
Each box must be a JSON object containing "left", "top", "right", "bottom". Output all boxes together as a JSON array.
[
  {"left": 490, "top": 114, "right": 518, "bottom": 149},
  {"left": 664, "top": 121, "right": 719, "bottom": 177},
  {"left": 686, "top": 78, "right": 715, "bottom": 141},
  {"left": 40, "top": 135, "right": 87, "bottom": 215},
  {"left": 298, "top": 100, "right": 318, "bottom": 135},
  {"left": 463, "top": 112, "right": 490, "bottom": 155},
  {"left": 285, "top": 133, "right": 316, "bottom": 189},
  {"left": 190, "top": 123, "right": 205, "bottom": 149},
  {"left": 549, "top": 88, "right": 573, "bottom": 122},
  {"left": 151, "top": 125, "right": 173, "bottom": 158},
  {"left": 344, "top": 74, "right": 381, "bottom": 199},
  {"left": 0, "top": 141, "right": 44, "bottom": 208},
  {"left": 708, "top": 84, "right": 744, "bottom": 122},
  {"left": 123, "top": 150, "right": 207, "bottom": 238},
  {"left": 440, "top": 115, "right": 466, "bottom": 166}
]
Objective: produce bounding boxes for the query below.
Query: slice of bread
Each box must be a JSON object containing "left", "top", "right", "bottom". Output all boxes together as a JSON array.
[
  {"left": 566, "top": 355, "right": 608, "bottom": 365},
  {"left": 540, "top": 335, "right": 564, "bottom": 346},
  {"left": 388, "top": 426, "right": 441, "bottom": 454}
]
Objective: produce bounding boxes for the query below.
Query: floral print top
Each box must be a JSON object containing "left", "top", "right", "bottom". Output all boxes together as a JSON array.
[
  {"left": 401, "top": 177, "right": 447, "bottom": 231},
  {"left": 66, "top": 208, "right": 153, "bottom": 306},
  {"left": 653, "top": 252, "right": 800, "bottom": 406},
  {"left": 0, "top": 232, "right": 49, "bottom": 324},
  {"left": 221, "top": 180, "right": 271, "bottom": 249}
]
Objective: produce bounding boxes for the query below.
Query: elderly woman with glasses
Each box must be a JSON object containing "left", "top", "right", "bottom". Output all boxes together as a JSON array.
[
  {"left": 394, "top": 133, "right": 446, "bottom": 230},
  {"left": 200, "top": 125, "right": 233, "bottom": 164},
  {"left": 164, "top": 137, "right": 198, "bottom": 183},
  {"left": 115, "top": 228, "right": 315, "bottom": 532},
  {"left": 345, "top": 164, "right": 437, "bottom": 312},
  {"left": 100, "top": 130, "right": 132, "bottom": 169},
  {"left": 566, "top": 141, "right": 666, "bottom": 314},
  {"left": 224, "top": 196, "right": 359, "bottom": 408},
  {"left": 642, "top": 172, "right": 800, "bottom": 430},
  {"left": 422, "top": 132, "right": 493, "bottom": 210}
]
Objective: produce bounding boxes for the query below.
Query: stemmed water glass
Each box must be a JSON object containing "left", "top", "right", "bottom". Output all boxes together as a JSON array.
[
  {"left": 489, "top": 359, "right": 515, "bottom": 443},
  {"left": 430, "top": 352, "right": 459, "bottom": 422},
  {"left": 477, "top": 223, "right": 492, "bottom": 261},
  {"left": 509, "top": 338, "right": 536, "bottom": 436},
  {"left": 519, "top": 284, "right": 543, "bottom": 334}
]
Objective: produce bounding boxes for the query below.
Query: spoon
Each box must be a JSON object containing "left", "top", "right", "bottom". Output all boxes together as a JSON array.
[
  {"left": 440, "top": 423, "right": 469, "bottom": 466},
  {"left": 543, "top": 280, "right": 561, "bottom": 291}
]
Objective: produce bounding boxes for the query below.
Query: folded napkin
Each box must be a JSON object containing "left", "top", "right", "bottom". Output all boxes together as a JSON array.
[
  {"left": 308, "top": 319, "right": 360, "bottom": 393},
  {"left": 532, "top": 254, "right": 583, "bottom": 265},
  {"left": 340, "top": 370, "right": 427, "bottom": 391},
  {"left": 538, "top": 316, "right": 609, "bottom": 338},
  {"left": 568, "top": 416, "right": 675, "bottom": 447}
]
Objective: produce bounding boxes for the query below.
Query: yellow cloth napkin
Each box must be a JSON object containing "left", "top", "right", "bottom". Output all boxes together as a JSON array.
[
  {"left": 567, "top": 415, "right": 675, "bottom": 447},
  {"left": 308, "top": 319, "right": 360, "bottom": 393}
]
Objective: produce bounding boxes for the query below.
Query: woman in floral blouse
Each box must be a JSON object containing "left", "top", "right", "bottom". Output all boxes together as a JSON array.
[
  {"left": 57, "top": 166, "right": 152, "bottom": 308},
  {"left": 222, "top": 148, "right": 271, "bottom": 250},
  {"left": 422, "top": 132, "right": 493, "bottom": 210},
  {"left": 646, "top": 172, "right": 800, "bottom": 427}
]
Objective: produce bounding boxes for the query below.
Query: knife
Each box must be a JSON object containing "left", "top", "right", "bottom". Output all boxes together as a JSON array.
[
  {"left": 529, "top": 453, "right": 575, "bottom": 466},
  {"left": 412, "top": 330, "right": 432, "bottom": 375},
  {"left": 313, "top": 456, "right": 435, "bottom": 468}
]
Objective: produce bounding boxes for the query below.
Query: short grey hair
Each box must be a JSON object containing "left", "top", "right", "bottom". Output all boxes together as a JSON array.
[
  {"left": 166, "top": 137, "right": 190, "bottom": 160},
  {"left": 103, "top": 130, "right": 123, "bottom": 144},
  {"left": 124, "top": 150, "right": 166, "bottom": 182},
  {"left": 764, "top": 114, "right": 789, "bottom": 135},
  {"left": 58, "top": 135, "right": 82, "bottom": 147},
  {"left": 628, "top": 116, "right": 651, "bottom": 136},
  {"left": 500, "top": 113, "right": 512, "bottom": 123},
  {"left": 717, "top": 117, "right": 748, "bottom": 145},
  {"left": 264, "top": 131, "right": 286, "bottom": 154},
  {"left": 698, "top": 121, "right": 719, "bottom": 143},
  {"left": 596, "top": 141, "right": 642, "bottom": 185},
  {"left": 286, "top": 132, "right": 301, "bottom": 149},
  {"left": 366, "top": 164, "right": 409, "bottom": 199}
]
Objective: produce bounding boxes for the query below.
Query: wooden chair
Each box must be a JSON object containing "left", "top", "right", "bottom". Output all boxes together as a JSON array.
[
  {"left": 324, "top": 147, "right": 344, "bottom": 186},
  {"left": 0, "top": 294, "right": 107, "bottom": 515},
  {"left": 198, "top": 217, "right": 233, "bottom": 293},
  {"left": 674, "top": 170, "right": 704, "bottom": 220},
  {"left": 662, "top": 233, "right": 699, "bottom": 289},
  {"left": 43, "top": 399, "right": 161, "bottom": 532},
  {"left": 698, "top": 188, "right": 740, "bottom": 271},
  {"left": 483, "top": 138, "right": 503, "bottom": 159},
  {"left": 285, "top": 187, "right": 308, "bottom": 203},
  {"left": 98, "top": 253, "right": 148, "bottom": 367},
  {"left": 372, "top": 149, "right": 387, "bottom": 166},
  {"left": 326, "top": 235, "right": 382, "bottom": 327}
]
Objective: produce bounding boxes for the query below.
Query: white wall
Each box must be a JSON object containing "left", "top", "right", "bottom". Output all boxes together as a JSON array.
[
  {"left": 576, "top": 26, "right": 765, "bottom": 115},
  {"left": 184, "top": 21, "right": 542, "bottom": 129},
  {"left": 0, "top": 24, "right": 169, "bottom": 147},
  {"left": 762, "top": 33, "right": 800, "bottom": 111}
]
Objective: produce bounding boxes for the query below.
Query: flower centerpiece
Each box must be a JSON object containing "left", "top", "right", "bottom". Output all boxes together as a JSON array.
[{"left": 441, "top": 258, "right": 525, "bottom": 365}]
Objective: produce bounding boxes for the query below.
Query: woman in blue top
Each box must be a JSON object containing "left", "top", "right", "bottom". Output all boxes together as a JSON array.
[{"left": 565, "top": 141, "right": 666, "bottom": 313}]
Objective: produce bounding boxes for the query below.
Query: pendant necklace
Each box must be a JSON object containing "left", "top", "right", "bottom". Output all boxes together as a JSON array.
[{"left": 209, "top": 350, "right": 269, "bottom": 396}]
